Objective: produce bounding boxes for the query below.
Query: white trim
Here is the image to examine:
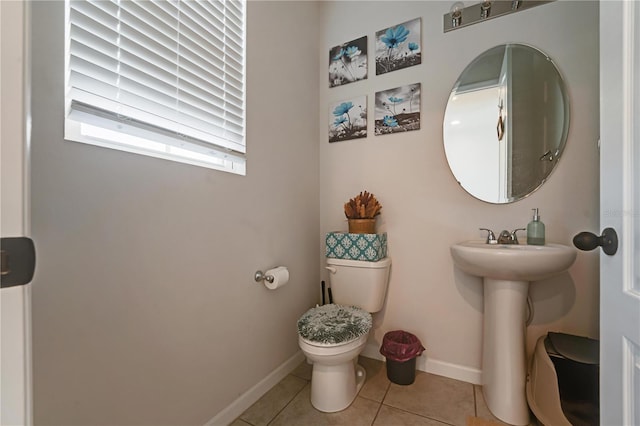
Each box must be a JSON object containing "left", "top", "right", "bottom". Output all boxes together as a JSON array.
[
  {"left": 204, "top": 351, "right": 305, "bottom": 426},
  {"left": 361, "top": 343, "right": 482, "bottom": 385},
  {"left": 622, "top": 337, "right": 639, "bottom": 426},
  {"left": 621, "top": 0, "right": 636, "bottom": 297},
  {"left": 24, "top": 3, "right": 34, "bottom": 420},
  {"left": 0, "top": 0, "right": 33, "bottom": 423},
  {"left": 419, "top": 356, "right": 483, "bottom": 385}
]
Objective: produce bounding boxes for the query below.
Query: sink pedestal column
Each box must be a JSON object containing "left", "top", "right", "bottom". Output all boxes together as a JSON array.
[
  {"left": 482, "top": 278, "right": 530, "bottom": 426},
  {"left": 450, "top": 241, "right": 577, "bottom": 425}
]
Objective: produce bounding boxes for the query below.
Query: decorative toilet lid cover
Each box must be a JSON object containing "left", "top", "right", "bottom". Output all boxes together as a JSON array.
[{"left": 297, "top": 304, "right": 372, "bottom": 344}]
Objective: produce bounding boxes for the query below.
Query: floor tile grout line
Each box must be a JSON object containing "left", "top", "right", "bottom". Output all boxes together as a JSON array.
[
  {"left": 379, "top": 403, "right": 460, "bottom": 426},
  {"left": 380, "top": 380, "right": 391, "bottom": 404},
  {"left": 289, "top": 371, "right": 311, "bottom": 381},
  {"left": 377, "top": 381, "right": 458, "bottom": 426},
  {"left": 358, "top": 394, "right": 384, "bottom": 404},
  {"left": 267, "top": 374, "right": 311, "bottom": 426},
  {"left": 357, "top": 380, "right": 390, "bottom": 404},
  {"left": 369, "top": 400, "right": 383, "bottom": 425},
  {"left": 366, "top": 380, "right": 390, "bottom": 425},
  {"left": 265, "top": 377, "right": 311, "bottom": 426},
  {"left": 473, "top": 384, "right": 478, "bottom": 417}
]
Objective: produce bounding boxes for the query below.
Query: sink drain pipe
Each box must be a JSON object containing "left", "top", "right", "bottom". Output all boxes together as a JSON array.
[{"left": 526, "top": 295, "right": 534, "bottom": 326}]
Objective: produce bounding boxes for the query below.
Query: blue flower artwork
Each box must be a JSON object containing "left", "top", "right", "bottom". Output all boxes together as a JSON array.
[
  {"left": 375, "top": 83, "right": 421, "bottom": 136},
  {"left": 329, "top": 95, "right": 367, "bottom": 143},
  {"left": 375, "top": 18, "right": 422, "bottom": 75},
  {"left": 329, "top": 36, "right": 368, "bottom": 88},
  {"left": 382, "top": 115, "right": 398, "bottom": 127}
]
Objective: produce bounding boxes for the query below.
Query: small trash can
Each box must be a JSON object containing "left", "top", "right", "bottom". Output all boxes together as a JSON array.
[{"left": 380, "top": 330, "right": 425, "bottom": 385}]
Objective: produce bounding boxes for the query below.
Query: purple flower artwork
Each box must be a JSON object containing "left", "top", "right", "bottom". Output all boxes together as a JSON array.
[
  {"left": 375, "top": 18, "right": 421, "bottom": 75},
  {"left": 329, "top": 36, "right": 368, "bottom": 88},
  {"left": 329, "top": 96, "right": 367, "bottom": 143},
  {"left": 375, "top": 83, "right": 421, "bottom": 136}
]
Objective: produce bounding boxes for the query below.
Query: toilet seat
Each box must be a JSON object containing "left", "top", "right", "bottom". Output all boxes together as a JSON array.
[
  {"left": 297, "top": 304, "right": 372, "bottom": 345},
  {"left": 298, "top": 333, "right": 368, "bottom": 360}
]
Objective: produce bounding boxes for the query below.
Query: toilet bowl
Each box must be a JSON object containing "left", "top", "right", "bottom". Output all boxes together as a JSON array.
[
  {"left": 298, "top": 331, "right": 369, "bottom": 412},
  {"left": 297, "top": 303, "right": 372, "bottom": 412},
  {"left": 297, "top": 257, "right": 391, "bottom": 413}
]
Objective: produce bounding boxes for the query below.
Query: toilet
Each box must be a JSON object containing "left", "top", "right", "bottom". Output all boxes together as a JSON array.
[{"left": 297, "top": 257, "right": 391, "bottom": 412}]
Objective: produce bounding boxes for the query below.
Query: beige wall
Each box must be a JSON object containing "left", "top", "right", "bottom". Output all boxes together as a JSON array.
[
  {"left": 29, "top": 1, "right": 320, "bottom": 424},
  {"left": 319, "top": 1, "right": 599, "bottom": 381}
]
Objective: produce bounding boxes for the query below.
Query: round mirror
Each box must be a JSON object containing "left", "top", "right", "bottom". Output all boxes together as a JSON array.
[{"left": 443, "top": 44, "right": 569, "bottom": 204}]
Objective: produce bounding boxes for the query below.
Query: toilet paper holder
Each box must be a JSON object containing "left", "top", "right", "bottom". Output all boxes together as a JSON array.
[{"left": 254, "top": 270, "right": 275, "bottom": 284}]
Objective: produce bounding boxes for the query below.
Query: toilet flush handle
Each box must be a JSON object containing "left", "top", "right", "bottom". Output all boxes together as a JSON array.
[{"left": 325, "top": 266, "right": 337, "bottom": 274}]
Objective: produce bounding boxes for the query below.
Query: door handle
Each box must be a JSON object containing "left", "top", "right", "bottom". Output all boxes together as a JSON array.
[
  {"left": 496, "top": 114, "right": 504, "bottom": 141},
  {"left": 0, "top": 237, "right": 36, "bottom": 288},
  {"left": 573, "top": 228, "right": 618, "bottom": 256},
  {"left": 1, "top": 250, "right": 10, "bottom": 276},
  {"left": 539, "top": 150, "right": 553, "bottom": 161}
]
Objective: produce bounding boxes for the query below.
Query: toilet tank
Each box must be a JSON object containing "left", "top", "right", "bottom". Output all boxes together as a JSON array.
[{"left": 325, "top": 257, "right": 391, "bottom": 313}]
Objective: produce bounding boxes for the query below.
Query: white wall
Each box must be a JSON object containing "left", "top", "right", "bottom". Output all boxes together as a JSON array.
[
  {"left": 29, "top": 1, "right": 320, "bottom": 424},
  {"left": 319, "top": 1, "right": 599, "bottom": 381}
]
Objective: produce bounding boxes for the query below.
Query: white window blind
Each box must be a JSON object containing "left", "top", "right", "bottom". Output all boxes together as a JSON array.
[{"left": 65, "top": 0, "right": 246, "bottom": 174}]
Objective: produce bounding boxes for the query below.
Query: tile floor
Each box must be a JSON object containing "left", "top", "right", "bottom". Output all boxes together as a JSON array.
[{"left": 231, "top": 356, "right": 538, "bottom": 426}]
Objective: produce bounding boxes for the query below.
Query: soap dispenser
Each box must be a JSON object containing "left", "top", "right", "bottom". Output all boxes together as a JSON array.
[{"left": 527, "top": 208, "right": 545, "bottom": 245}]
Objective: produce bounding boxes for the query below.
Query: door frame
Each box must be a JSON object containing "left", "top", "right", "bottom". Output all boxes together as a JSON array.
[{"left": 1, "top": 1, "right": 33, "bottom": 424}]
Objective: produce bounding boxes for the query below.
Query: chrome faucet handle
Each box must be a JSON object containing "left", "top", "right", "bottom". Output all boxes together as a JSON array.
[
  {"left": 511, "top": 228, "right": 526, "bottom": 244},
  {"left": 479, "top": 228, "right": 497, "bottom": 244},
  {"left": 497, "top": 230, "right": 512, "bottom": 244}
]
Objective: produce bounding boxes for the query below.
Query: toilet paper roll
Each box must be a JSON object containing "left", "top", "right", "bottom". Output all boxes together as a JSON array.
[{"left": 265, "top": 266, "right": 289, "bottom": 290}]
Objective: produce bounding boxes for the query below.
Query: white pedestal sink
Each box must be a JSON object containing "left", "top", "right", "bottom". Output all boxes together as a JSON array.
[{"left": 450, "top": 241, "right": 577, "bottom": 425}]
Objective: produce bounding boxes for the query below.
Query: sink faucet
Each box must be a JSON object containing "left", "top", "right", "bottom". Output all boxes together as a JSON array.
[
  {"left": 480, "top": 228, "right": 525, "bottom": 244},
  {"left": 479, "top": 228, "right": 497, "bottom": 244},
  {"left": 498, "top": 228, "right": 526, "bottom": 244}
]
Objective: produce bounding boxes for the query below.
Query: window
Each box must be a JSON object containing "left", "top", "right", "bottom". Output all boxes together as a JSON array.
[{"left": 65, "top": 0, "right": 246, "bottom": 174}]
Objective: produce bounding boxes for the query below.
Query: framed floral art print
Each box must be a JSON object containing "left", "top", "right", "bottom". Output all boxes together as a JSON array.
[
  {"left": 329, "top": 36, "right": 368, "bottom": 88},
  {"left": 375, "top": 18, "right": 421, "bottom": 75},
  {"left": 329, "top": 96, "right": 367, "bottom": 142},
  {"left": 375, "top": 83, "right": 421, "bottom": 135}
]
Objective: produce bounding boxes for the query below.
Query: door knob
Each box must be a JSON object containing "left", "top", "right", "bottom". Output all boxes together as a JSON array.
[
  {"left": 0, "top": 237, "right": 36, "bottom": 288},
  {"left": 573, "top": 228, "right": 618, "bottom": 255}
]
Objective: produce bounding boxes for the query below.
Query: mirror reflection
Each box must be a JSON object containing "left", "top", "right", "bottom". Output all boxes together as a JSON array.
[{"left": 443, "top": 44, "right": 569, "bottom": 204}]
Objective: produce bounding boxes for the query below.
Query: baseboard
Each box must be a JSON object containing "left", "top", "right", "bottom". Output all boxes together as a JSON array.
[
  {"left": 361, "top": 343, "right": 482, "bottom": 385},
  {"left": 206, "top": 343, "right": 482, "bottom": 425},
  {"left": 204, "top": 351, "right": 306, "bottom": 426}
]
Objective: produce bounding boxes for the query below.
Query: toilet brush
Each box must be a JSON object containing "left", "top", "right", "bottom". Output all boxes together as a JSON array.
[{"left": 321, "top": 281, "right": 326, "bottom": 305}]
